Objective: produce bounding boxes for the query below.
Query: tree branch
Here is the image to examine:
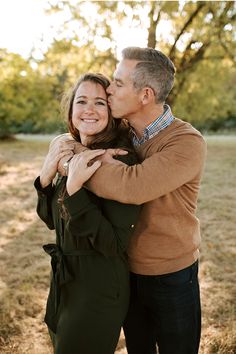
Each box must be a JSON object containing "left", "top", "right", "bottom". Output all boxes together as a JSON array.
[
  {"left": 218, "top": 35, "right": 236, "bottom": 64},
  {"left": 169, "top": 1, "right": 207, "bottom": 60}
]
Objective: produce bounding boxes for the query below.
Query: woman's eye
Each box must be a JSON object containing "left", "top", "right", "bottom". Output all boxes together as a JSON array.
[
  {"left": 96, "top": 101, "right": 106, "bottom": 106},
  {"left": 76, "top": 100, "right": 86, "bottom": 104}
]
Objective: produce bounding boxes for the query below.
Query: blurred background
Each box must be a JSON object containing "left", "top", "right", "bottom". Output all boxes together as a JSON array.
[
  {"left": 0, "top": 1, "right": 235, "bottom": 353},
  {"left": 0, "top": 0, "right": 235, "bottom": 138}
]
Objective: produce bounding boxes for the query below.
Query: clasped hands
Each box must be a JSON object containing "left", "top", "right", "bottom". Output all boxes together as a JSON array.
[
  {"left": 60, "top": 140, "right": 127, "bottom": 196},
  {"left": 40, "top": 135, "right": 127, "bottom": 195}
]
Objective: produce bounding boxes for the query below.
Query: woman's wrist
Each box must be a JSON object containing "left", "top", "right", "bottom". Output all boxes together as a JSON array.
[
  {"left": 66, "top": 180, "right": 82, "bottom": 196},
  {"left": 39, "top": 175, "right": 52, "bottom": 188}
]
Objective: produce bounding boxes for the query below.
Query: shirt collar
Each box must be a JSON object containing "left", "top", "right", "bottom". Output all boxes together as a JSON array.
[{"left": 131, "top": 104, "right": 174, "bottom": 146}]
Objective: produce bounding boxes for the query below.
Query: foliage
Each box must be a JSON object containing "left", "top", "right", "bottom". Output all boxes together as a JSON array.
[
  {"left": 0, "top": 49, "right": 63, "bottom": 138},
  {"left": 0, "top": 50, "right": 31, "bottom": 138},
  {"left": 0, "top": 1, "right": 235, "bottom": 138},
  {"left": 173, "top": 58, "right": 236, "bottom": 127}
]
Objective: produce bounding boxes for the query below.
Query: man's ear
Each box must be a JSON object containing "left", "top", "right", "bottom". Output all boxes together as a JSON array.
[{"left": 141, "top": 87, "right": 155, "bottom": 105}]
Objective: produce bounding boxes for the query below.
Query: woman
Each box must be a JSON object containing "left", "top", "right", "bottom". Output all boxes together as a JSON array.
[{"left": 34, "top": 73, "right": 140, "bottom": 354}]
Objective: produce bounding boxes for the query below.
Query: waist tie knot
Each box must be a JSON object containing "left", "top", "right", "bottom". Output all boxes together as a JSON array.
[{"left": 43, "top": 243, "right": 73, "bottom": 332}]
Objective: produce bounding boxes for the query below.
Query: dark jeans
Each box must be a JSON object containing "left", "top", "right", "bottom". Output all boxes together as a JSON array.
[{"left": 123, "top": 261, "right": 201, "bottom": 354}]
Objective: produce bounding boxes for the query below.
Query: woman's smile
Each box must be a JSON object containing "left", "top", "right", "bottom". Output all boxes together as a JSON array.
[{"left": 81, "top": 118, "right": 99, "bottom": 123}]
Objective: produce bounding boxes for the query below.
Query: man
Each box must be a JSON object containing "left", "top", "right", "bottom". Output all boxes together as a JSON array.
[{"left": 59, "top": 47, "right": 207, "bottom": 354}]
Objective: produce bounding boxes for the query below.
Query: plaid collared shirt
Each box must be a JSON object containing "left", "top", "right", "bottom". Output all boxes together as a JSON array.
[{"left": 132, "top": 104, "right": 174, "bottom": 146}]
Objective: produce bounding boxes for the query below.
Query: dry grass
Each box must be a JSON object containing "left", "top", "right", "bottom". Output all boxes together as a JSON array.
[
  {"left": 197, "top": 136, "right": 236, "bottom": 354},
  {"left": 0, "top": 136, "right": 235, "bottom": 354}
]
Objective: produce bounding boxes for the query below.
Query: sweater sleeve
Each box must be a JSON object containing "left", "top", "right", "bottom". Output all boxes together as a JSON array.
[
  {"left": 63, "top": 188, "right": 140, "bottom": 256},
  {"left": 34, "top": 176, "right": 55, "bottom": 230},
  {"left": 79, "top": 133, "right": 207, "bottom": 205}
]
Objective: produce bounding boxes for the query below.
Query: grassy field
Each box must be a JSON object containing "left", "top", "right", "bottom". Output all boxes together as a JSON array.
[{"left": 0, "top": 136, "right": 235, "bottom": 354}]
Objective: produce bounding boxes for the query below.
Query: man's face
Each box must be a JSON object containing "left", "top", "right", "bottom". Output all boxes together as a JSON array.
[{"left": 106, "top": 59, "right": 142, "bottom": 121}]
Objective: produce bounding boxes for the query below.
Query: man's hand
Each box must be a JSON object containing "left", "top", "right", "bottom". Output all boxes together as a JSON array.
[
  {"left": 54, "top": 132, "right": 129, "bottom": 174},
  {"left": 95, "top": 148, "right": 128, "bottom": 166}
]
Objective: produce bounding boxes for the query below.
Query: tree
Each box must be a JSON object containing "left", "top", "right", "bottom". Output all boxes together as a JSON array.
[
  {"left": 0, "top": 50, "right": 34, "bottom": 138},
  {"left": 1, "top": 1, "right": 235, "bottom": 138},
  {"left": 0, "top": 50, "right": 62, "bottom": 138},
  {"left": 0, "top": 42, "right": 118, "bottom": 138},
  {"left": 45, "top": 0, "right": 236, "bottom": 126}
]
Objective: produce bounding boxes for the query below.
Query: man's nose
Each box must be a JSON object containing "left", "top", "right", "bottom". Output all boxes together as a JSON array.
[{"left": 106, "top": 83, "right": 113, "bottom": 95}]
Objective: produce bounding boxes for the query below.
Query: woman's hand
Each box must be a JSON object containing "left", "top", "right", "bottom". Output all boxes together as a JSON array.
[
  {"left": 66, "top": 150, "right": 105, "bottom": 196},
  {"left": 39, "top": 138, "right": 75, "bottom": 188}
]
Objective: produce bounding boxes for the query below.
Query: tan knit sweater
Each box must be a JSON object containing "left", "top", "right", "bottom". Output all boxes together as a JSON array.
[{"left": 78, "top": 118, "right": 207, "bottom": 275}]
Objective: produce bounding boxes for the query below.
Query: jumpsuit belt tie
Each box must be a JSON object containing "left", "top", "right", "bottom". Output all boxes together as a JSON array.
[
  {"left": 43, "top": 244, "right": 98, "bottom": 315},
  {"left": 43, "top": 243, "right": 74, "bottom": 314}
]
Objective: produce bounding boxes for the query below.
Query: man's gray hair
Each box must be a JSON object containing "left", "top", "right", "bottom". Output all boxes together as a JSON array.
[{"left": 122, "top": 47, "right": 176, "bottom": 103}]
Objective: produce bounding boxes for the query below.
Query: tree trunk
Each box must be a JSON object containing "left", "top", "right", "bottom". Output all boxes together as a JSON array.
[{"left": 147, "top": 2, "right": 161, "bottom": 48}]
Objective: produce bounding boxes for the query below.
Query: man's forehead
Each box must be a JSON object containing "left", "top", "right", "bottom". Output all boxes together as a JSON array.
[
  {"left": 113, "top": 59, "right": 138, "bottom": 80},
  {"left": 117, "top": 59, "right": 139, "bottom": 71}
]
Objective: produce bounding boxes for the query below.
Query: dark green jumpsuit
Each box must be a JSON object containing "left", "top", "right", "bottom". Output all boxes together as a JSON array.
[{"left": 34, "top": 155, "right": 140, "bottom": 354}]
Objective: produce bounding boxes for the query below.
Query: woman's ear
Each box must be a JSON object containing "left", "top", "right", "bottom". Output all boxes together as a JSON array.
[{"left": 141, "top": 87, "right": 155, "bottom": 105}]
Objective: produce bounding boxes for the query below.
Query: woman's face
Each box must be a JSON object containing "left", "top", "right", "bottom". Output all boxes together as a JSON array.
[{"left": 72, "top": 81, "right": 109, "bottom": 145}]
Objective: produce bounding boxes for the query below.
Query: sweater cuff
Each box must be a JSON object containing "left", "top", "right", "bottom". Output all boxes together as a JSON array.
[
  {"left": 34, "top": 176, "right": 54, "bottom": 196},
  {"left": 63, "top": 188, "right": 92, "bottom": 217}
]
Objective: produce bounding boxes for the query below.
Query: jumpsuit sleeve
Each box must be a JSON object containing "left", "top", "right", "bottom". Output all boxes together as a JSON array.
[
  {"left": 34, "top": 176, "right": 55, "bottom": 230},
  {"left": 63, "top": 188, "right": 140, "bottom": 257}
]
